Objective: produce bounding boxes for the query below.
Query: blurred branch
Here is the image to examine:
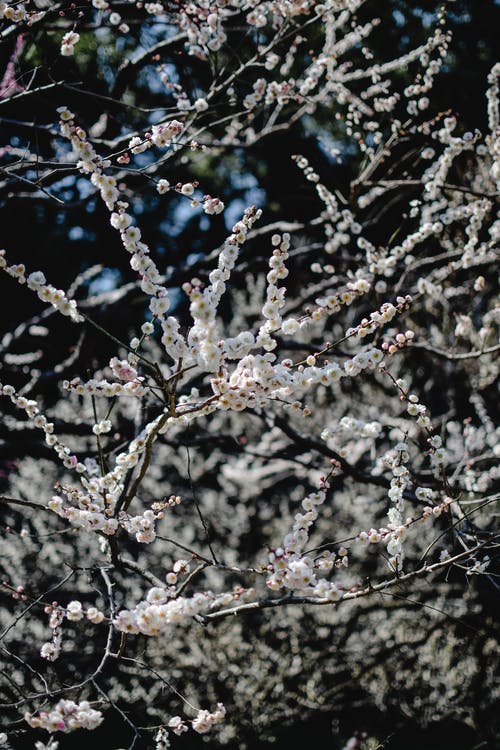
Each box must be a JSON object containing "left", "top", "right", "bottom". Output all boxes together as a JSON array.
[{"left": 411, "top": 342, "right": 500, "bottom": 360}]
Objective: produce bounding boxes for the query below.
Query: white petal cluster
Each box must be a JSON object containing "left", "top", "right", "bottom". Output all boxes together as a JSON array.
[
  {"left": 63, "top": 377, "right": 146, "bottom": 398},
  {"left": 25, "top": 700, "right": 103, "bottom": 733},
  {"left": 202, "top": 195, "right": 224, "bottom": 214},
  {"left": 60, "top": 31, "right": 79, "bottom": 56},
  {"left": 119, "top": 508, "right": 163, "bottom": 544},
  {"left": 185, "top": 206, "right": 262, "bottom": 372},
  {"left": 114, "top": 590, "right": 241, "bottom": 635},
  {"left": 0, "top": 1, "right": 27, "bottom": 22},
  {"left": 40, "top": 635, "right": 61, "bottom": 662},
  {"left": 46, "top": 410, "right": 175, "bottom": 538},
  {"left": 192, "top": 703, "right": 226, "bottom": 734},
  {"left": 0, "top": 252, "right": 82, "bottom": 322},
  {"left": 267, "top": 476, "right": 344, "bottom": 600},
  {"left": 1, "top": 383, "right": 79, "bottom": 469}
]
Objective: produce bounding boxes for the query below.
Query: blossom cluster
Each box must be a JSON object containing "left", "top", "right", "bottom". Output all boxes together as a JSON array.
[
  {"left": 156, "top": 701, "right": 226, "bottom": 739},
  {"left": 191, "top": 703, "right": 226, "bottom": 734},
  {"left": 114, "top": 588, "right": 250, "bottom": 635},
  {"left": 59, "top": 110, "right": 228, "bottom": 364},
  {"left": 24, "top": 701, "right": 103, "bottom": 733},
  {"left": 47, "top": 449, "right": 175, "bottom": 541},
  {"left": 391, "top": 377, "right": 448, "bottom": 467},
  {"left": 185, "top": 206, "right": 264, "bottom": 372},
  {"left": 383, "top": 442, "right": 412, "bottom": 571},
  {"left": 126, "top": 119, "right": 183, "bottom": 156},
  {"left": 35, "top": 398, "right": 176, "bottom": 540},
  {"left": 63, "top": 377, "right": 146, "bottom": 399},
  {"left": 266, "top": 470, "right": 344, "bottom": 600},
  {"left": 119, "top": 507, "right": 165, "bottom": 544},
  {"left": 0, "top": 251, "right": 82, "bottom": 322},
  {"left": 1, "top": 383, "right": 79, "bottom": 470},
  {"left": 60, "top": 31, "right": 80, "bottom": 57}
]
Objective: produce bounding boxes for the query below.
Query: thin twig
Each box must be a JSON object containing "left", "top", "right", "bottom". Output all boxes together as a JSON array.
[
  {"left": 186, "top": 445, "right": 218, "bottom": 564},
  {"left": 0, "top": 570, "right": 75, "bottom": 643}
]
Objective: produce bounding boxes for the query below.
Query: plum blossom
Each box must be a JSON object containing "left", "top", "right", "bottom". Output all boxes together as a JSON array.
[
  {"left": 60, "top": 31, "right": 79, "bottom": 56},
  {"left": 25, "top": 700, "right": 103, "bottom": 733},
  {"left": 109, "top": 356, "right": 139, "bottom": 382}
]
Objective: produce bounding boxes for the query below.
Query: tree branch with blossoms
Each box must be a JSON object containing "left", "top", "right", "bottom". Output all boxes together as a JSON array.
[{"left": 0, "top": 2, "right": 498, "bottom": 748}]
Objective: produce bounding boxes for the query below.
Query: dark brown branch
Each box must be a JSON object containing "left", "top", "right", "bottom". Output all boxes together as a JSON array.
[{"left": 0, "top": 495, "right": 50, "bottom": 512}]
